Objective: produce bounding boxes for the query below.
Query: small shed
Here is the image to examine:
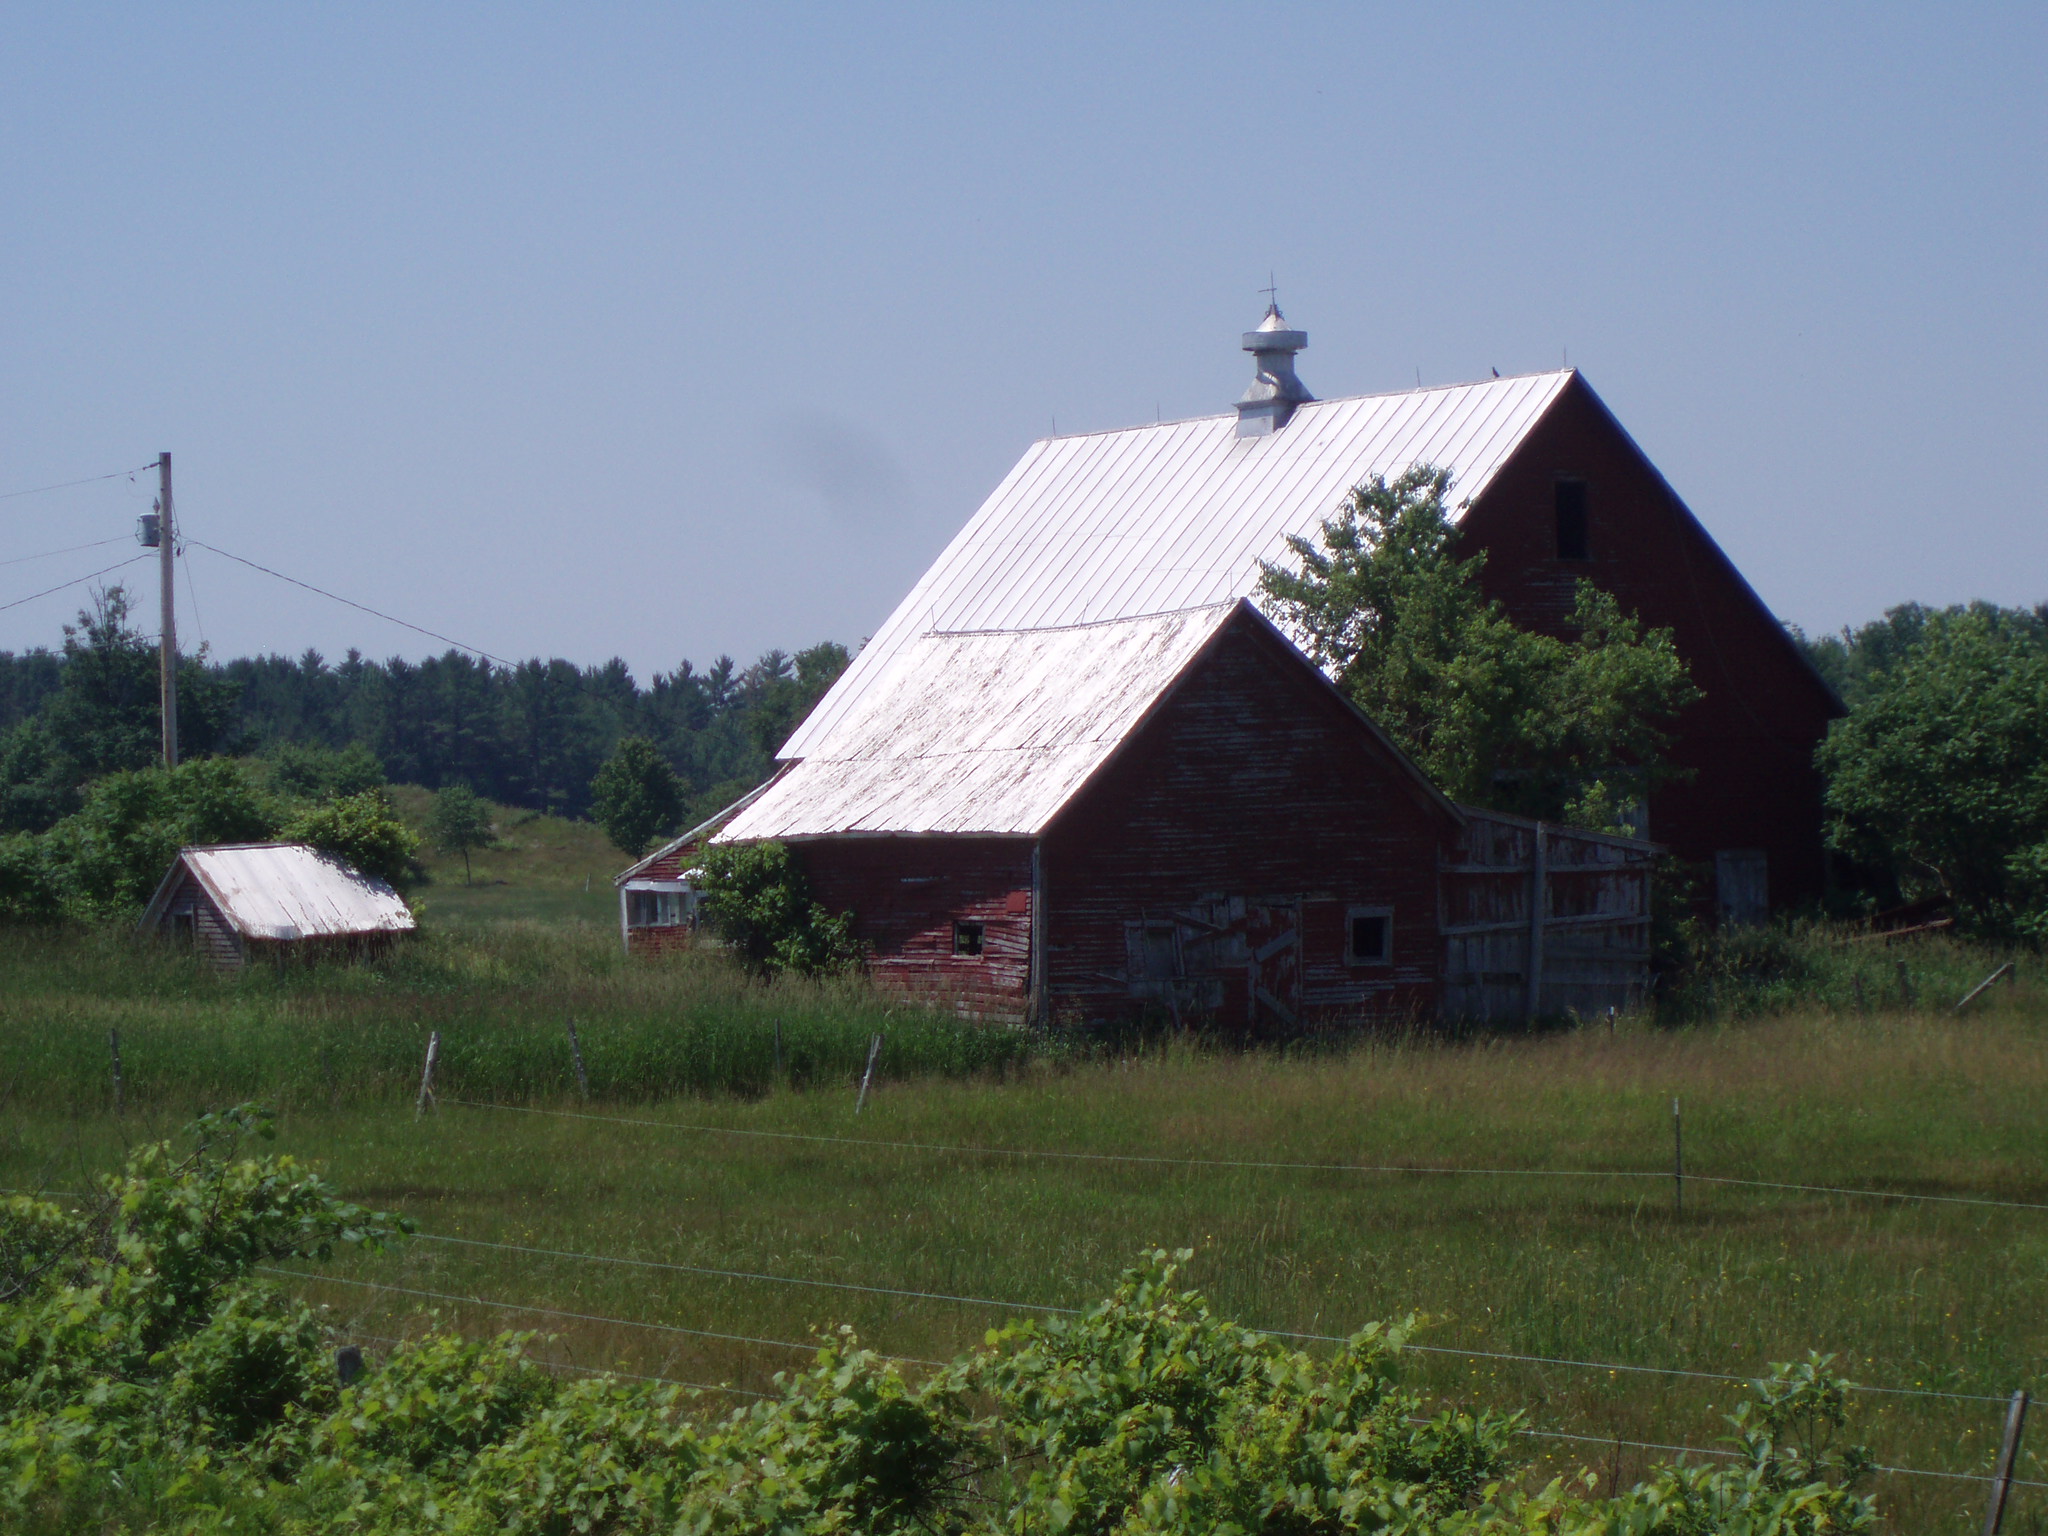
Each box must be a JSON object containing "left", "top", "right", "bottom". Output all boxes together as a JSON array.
[{"left": 138, "top": 843, "right": 415, "bottom": 967}]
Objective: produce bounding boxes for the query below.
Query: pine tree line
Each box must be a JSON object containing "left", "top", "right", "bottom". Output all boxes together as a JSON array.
[{"left": 0, "top": 585, "right": 849, "bottom": 833}]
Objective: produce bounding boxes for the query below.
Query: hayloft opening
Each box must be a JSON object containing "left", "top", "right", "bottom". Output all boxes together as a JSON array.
[
  {"left": 953, "top": 920, "right": 985, "bottom": 957},
  {"left": 1554, "top": 478, "right": 1589, "bottom": 560}
]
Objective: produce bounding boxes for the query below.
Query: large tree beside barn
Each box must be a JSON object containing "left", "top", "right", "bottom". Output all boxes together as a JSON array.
[{"left": 1258, "top": 464, "right": 1699, "bottom": 833}]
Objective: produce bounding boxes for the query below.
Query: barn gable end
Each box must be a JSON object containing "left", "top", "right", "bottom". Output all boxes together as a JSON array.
[
  {"left": 1040, "top": 607, "right": 1457, "bottom": 1027},
  {"left": 1458, "top": 374, "right": 1844, "bottom": 906}
]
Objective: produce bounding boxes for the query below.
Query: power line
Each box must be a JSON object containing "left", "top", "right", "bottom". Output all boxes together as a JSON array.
[
  {"left": 184, "top": 538, "right": 516, "bottom": 668},
  {"left": 178, "top": 538, "right": 207, "bottom": 651},
  {"left": 0, "top": 554, "right": 152, "bottom": 615},
  {"left": 0, "top": 463, "right": 156, "bottom": 501},
  {"left": 0, "top": 535, "right": 131, "bottom": 570},
  {"left": 445, "top": 1098, "right": 2048, "bottom": 1215}
]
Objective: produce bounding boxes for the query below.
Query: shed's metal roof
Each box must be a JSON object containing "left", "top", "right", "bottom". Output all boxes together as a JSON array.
[
  {"left": 717, "top": 603, "right": 1241, "bottom": 841},
  {"left": 139, "top": 843, "right": 415, "bottom": 940},
  {"left": 783, "top": 370, "right": 1574, "bottom": 759}
]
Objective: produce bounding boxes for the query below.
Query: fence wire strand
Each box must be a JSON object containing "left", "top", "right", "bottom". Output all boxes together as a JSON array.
[
  {"left": 447, "top": 1098, "right": 2048, "bottom": 1214},
  {"left": 407, "top": 1228, "right": 2014, "bottom": 1406},
  {"left": 279, "top": 1269, "right": 2041, "bottom": 1494}
]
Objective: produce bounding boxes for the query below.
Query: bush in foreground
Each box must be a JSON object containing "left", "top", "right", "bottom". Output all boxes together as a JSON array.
[{"left": 0, "top": 1109, "right": 1876, "bottom": 1534}]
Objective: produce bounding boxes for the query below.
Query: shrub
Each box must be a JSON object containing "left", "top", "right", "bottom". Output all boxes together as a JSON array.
[
  {"left": 282, "top": 789, "right": 422, "bottom": 890},
  {"left": 39, "top": 758, "right": 281, "bottom": 918},
  {"left": 697, "top": 840, "right": 862, "bottom": 978}
]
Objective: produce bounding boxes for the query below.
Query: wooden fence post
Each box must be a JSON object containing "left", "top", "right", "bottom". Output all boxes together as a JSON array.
[
  {"left": 1524, "top": 823, "right": 1548, "bottom": 1022},
  {"left": 1896, "top": 960, "right": 1916, "bottom": 1010},
  {"left": 1955, "top": 962, "right": 2016, "bottom": 1014},
  {"left": 773, "top": 1018, "right": 784, "bottom": 1079},
  {"left": 1984, "top": 1389, "right": 2029, "bottom": 1536},
  {"left": 108, "top": 1029, "right": 123, "bottom": 1118},
  {"left": 1672, "top": 1097, "right": 1683, "bottom": 1217},
  {"left": 855, "top": 1033, "right": 883, "bottom": 1114},
  {"left": 415, "top": 1031, "right": 440, "bottom": 1118},
  {"left": 566, "top": 1019, "right": 589, "bottom": 1100}
]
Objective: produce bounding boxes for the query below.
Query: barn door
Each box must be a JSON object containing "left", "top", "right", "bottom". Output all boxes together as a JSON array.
[
  {"left": 1242, "top": 901, "right": 1301, "bottom": 1031},
  {"left": 1714, "top": 849, "right": 1768, "bottom": 928}
]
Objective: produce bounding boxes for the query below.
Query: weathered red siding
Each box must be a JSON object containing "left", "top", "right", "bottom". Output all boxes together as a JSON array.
[
  {"left": 1459, "top": 377, "right": 1843, "bottom": 907},
  {"left": 798, "top": 838, "right": 1034, "bottom": 1019},
  {"left": 1041, "top": 615, "right": 1455, "bottom": 1031}
]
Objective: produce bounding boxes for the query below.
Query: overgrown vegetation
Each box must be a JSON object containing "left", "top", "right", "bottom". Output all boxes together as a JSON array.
[
  {"left": 1259, "top": 466, "right": 1699, "bottom": 831},
  {"left": 699, "top": 839, "right": 864, "bottom": 978},
  {"left": 1, "top": 1110, "right": 1882, "bottom": 1533},
  {"left": 0, "top": 754, "right": 419, "bottom": 921},
  {"left": 0, "top": 923, "right": 1025, "bottom": 1110}
]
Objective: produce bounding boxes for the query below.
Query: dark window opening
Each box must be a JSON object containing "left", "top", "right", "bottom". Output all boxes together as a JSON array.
[
  {"left": 1346, "top": 907, "right": 1393, "bottom": 965},
  {"left": 1554, "top": 478, "right": 1589, "bottom": 560},
  {"left": 953, "top": 921, "right": 985, "bottom": 957}
]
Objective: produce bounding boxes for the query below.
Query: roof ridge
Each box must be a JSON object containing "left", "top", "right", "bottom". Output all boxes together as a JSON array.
[
  {"left": 921, "top": 598, "right": 1238, "bottom": 639},
  {"left": 1038, "top": 369, "right": 1575, "bottom": 442}
]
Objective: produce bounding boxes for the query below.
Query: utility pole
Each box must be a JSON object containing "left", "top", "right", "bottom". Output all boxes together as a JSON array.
[{"left": 157, "top": 452, "right": 178, "bottom": 768}]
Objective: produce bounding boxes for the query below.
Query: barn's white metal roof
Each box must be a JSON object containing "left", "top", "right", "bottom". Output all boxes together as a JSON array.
[
  {"left": 717, "top": 603, "right": 1241, "bottom": 841},
  {"left": 140, "top": 843, "right": 416, "bottom": 940},
  {"left": 783, "top": 370, "right": 1575, "bottom": 759}
]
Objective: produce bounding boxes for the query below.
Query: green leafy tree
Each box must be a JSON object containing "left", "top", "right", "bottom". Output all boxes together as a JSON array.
[
  {"left": 39, "top": 758, "right": 283, "bottom": 917},
  {"left": 264, "top": 739, "right": 386, "bottom": 801},
  {"left": 281, "top": 789, "right": 421, "bottom": 890},
  {"left": 425, "top": 782, "right": 496, "bottom": 884},
  {"left": 589, "top": 736, "right": 685, "bottom": 857},
  {"left": 1818, "top": 604, "right": 2048, "bottom": 935},
  {"left": 697, "top": 839, "right": 862, "bottom": 977},
  {"left": 1259, "top": 466, "right": 1699, "bottom": 828}
]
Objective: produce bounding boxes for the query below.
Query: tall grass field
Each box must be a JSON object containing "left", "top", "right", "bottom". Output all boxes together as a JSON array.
[{"left": 2, "top": 909, "right": 2042, "bottom": 1534}]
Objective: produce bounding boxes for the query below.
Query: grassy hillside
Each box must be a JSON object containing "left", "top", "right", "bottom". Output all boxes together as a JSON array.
[{"left": 386, "top": 784, "right": 626, "bottom": 927}]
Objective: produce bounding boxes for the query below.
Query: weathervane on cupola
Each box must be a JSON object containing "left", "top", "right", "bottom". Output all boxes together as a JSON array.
[{"left": 1235, "top": 280, "right": 1314, "bottom": 438}]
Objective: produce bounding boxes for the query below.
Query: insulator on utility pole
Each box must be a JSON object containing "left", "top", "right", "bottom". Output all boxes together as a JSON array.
[{"left": 157, "top": 452, "right": 178, "bottom": 769}]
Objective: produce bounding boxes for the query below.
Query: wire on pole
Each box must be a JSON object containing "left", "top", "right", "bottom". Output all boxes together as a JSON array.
[
  {"left": 185, "top": 538, "right": 516, "bottom": 668},
  {"left": 0, "top": 463, "right": 157, "bottom": 501}
]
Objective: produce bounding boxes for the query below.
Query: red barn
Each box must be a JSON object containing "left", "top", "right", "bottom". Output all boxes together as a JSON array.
[
  {"left": 783, "top": 309, "right": 1840, "bottom": 920},
  {"left": 713, "top": 600, "right": 1654, "bottom": 1028}
]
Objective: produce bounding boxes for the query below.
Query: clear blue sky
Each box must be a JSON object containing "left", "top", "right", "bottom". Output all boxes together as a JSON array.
[{"left": 3, "top": 5, "right": 2042, "bottom": 677}]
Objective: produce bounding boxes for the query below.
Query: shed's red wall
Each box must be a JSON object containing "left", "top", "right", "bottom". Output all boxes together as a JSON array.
[
  {"left": 1459, "top": 377, "right": 1843, "bottom": 906},
  {"left": 799, "top": 838, "right": 1034, "bottom": 1019},
  {"left": 1042, "top": 615, "right": 1454, "bottom": 1029}
]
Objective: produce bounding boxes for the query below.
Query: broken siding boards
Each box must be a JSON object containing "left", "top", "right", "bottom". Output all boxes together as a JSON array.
[
  {"left": 1042, "top": 618, "right": 1450, "bottom": 1031},
  {"left": 1439, "top": 812, "right": 1654, "bottom": 1021},
  {"left": 801, "top": 838, "right": 1034, "bottom": 1021}
]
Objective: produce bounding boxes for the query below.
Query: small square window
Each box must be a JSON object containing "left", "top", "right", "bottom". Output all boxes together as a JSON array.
[
  {"left": 1346, "top": 907, "right": 1393, "bottom": 966},
  {"left": 953, "top": 921, "right": 985, "bottom": 957},
  {"left": 1554, "top": 479, "right": 1589, "bottom": 560}
]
